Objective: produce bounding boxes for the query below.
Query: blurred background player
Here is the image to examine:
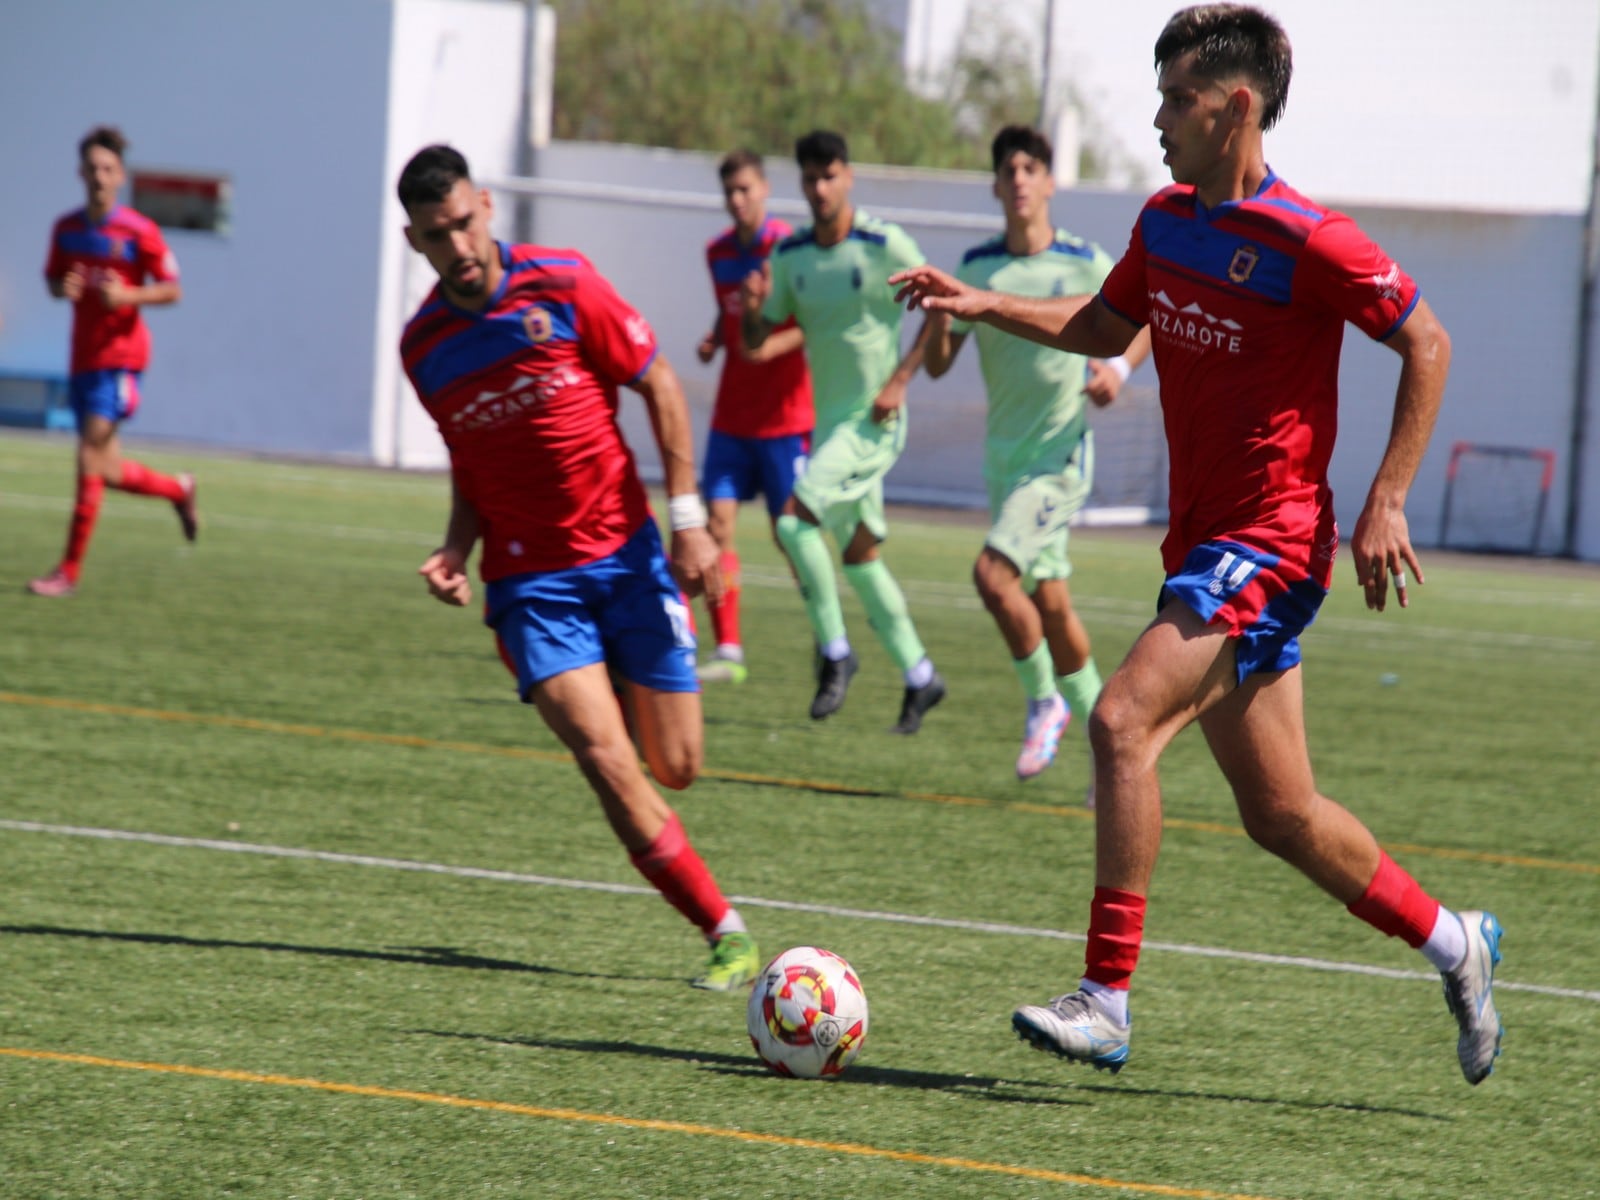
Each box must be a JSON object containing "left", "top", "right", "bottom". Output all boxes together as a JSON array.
[
  {"left": 741, "top": 130, "right": 945, "bottom": 734},
  {"left": 29, "top": 125, "right": 197, "bottom": 598},
  {"left": 893, "top": 4, "right": 1502, "bottom": 1085},
  {"left": 398, "top": 144, "right": 759, "bottom": 992},
  {"left": 692, "top": 149, "right": 814, "bottom": 684},
  {"left": 925, "top": 124, "right": 1149, "bottom": 785}
]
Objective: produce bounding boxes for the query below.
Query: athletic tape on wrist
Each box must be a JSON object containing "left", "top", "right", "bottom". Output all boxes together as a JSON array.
[{"left": 668, "top": 493, "right": 708, "bottom": 532}]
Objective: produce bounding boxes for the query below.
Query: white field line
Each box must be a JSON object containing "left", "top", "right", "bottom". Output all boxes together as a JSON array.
[{"left": 3, "top": 819, "right": 1595, "bottom": 1005}]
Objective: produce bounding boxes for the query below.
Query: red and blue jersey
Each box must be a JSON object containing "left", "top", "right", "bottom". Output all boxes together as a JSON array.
[
  {"left": 45, "top": 205, "right": 178, "bottom": 374},
  {"left": 706, "top": 218, "right": 812, "bottom": 438},
  {"left": 402, "top": 242, "right": 659, "bottom": 581},
  {"left": 1099, "top": 172, "right": 1419, "bottom": 579}
]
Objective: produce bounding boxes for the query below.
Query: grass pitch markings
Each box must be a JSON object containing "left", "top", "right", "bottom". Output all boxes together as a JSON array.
[
  {"left": 0, "top": 1046, "right": 1284, "bottom": 1200},
  {"left": 5, "top": 820, "right": 1596, "bottom": 1005},
  {"left": 3, "top": 689, "right": 1596, "bottom": 879}
]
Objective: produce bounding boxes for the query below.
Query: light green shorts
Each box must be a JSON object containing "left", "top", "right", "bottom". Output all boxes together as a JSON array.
[
  {"left": 791, "top": 409, "right": 908, "bottom": 545},
  {"left": 984, "top": 431, "right": 1094, "bottom": 588}
]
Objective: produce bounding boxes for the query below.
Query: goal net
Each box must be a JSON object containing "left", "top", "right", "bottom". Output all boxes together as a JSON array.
[{"left": 1437, "top": 441, "right": 1556, "bottom": 554}]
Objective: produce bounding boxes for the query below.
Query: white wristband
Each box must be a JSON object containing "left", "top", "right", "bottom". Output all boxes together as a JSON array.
[
  {"left": 1105, "top": 355, "right": 1132, "bottom": 383},
  {"left": 667, "top": 493, "right": 708, "bottom": 532}
]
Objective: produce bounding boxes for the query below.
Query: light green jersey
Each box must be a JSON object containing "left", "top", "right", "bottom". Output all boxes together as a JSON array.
[
  {"left": 953, "top": 229, "right": 1114, "bottom": 479},
  {"left": 763, "top": 210, "right": 925, "bottom": 436}
]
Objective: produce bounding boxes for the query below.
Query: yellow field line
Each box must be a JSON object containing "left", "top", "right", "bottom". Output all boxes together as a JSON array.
[
  {"left": 0, "top": 1046, "right": 1279, "bottom": 1199},
  {"left": 4, "top": 690, "right": 1596, "bottom": 877}
]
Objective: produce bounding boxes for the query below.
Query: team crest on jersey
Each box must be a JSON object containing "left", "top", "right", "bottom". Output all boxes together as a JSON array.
[
  {"left": 107, "top": 237, "right": 128, "bottom": 260},
  {"left": 521, "top": 306, "right": 554, "bottom": 344},
  {"left": 1227, "top": 244, "right": 1260, "bottom": 284},
  {"left": 850, "top": 267, "right": 862, "bottom": 290}
]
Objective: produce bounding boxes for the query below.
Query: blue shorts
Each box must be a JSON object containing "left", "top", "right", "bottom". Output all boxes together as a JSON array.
[
  {"left": 1158, "top": 540, "right": 1328, "bottom": 684},
  {"left": 702, "top": 429, "right": 809, "bottom": 518},
  {"left": 484, "top": 520, "right": 699, "bottom": 700},
  {"left": 69, "top": 369, "right": 141, "bottom": 432}
]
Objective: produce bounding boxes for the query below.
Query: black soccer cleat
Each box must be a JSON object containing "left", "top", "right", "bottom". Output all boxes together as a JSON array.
[
  {"left": 810, "top": 650, "right": 859, "bottom": 719},
  {"left": 891, "top": 671, "right": 946, "bottom": 735}
]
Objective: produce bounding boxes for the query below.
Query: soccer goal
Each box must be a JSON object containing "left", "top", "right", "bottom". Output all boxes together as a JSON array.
[{"left": 1437, "top": 441, "right": 1556, "bottom": 554}]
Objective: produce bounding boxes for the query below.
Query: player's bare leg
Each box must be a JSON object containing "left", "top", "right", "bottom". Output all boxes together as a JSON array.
[
  {"left": 531, "top": 663, "right": 754, "bottom": 988},
  {"left": 975, "top": 549, "right": 1069, "bottom": 778},
  {"left": 1015, "top": 604, "right": 1233, "bottom": 1067},
  {"left": 1200, "top": 669, "right": 1504, "bottom": 1082},
  {"left": 1198, "top": 668, "right": 1378, "bottom": 900},
  {"left": 626, "top": 682, "right": 704, "bottom": 792},
  {"left": 697, "top": 498, "right": 747, "bottom": 683}
]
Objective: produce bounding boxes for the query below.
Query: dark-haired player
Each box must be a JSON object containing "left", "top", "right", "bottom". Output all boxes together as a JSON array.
[
  {"left": 397, "top": 144, "right": 758, "bottom": 991},
  {"left": 925, "top": 124, "right": 1149, "bottom": 784},
  {"left": 692, "top": 149, "right": 813, "bottom": 684},
  {"left": 30, "top": 125, "right": 196, "bottom": 597},
  {"left": 742, "top": 130, "right": 945, "bottom": 733},
  {"left": 893, "top": 4, "right": 1502, "bottom": 1084}
]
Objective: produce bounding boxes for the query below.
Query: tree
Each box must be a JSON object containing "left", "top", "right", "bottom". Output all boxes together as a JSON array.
[{"left": 547, "top": 0, "right": 998, "bottom": 169}]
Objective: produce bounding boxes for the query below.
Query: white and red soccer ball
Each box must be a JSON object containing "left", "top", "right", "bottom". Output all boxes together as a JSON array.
[{"left": 746, "top": 946, "right": 868, "bottom": 1079}]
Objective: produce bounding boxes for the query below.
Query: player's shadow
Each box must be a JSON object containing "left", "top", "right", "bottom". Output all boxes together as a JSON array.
[
  {"left": 412, "top": 1028, "right": 1088, "bottom": 1105},
  {"left": 416, "top": 1029, "right": 1447, "bottom": 1118},
  {"left": 0, "top": 924, "right": 659, "bottom": 983}
]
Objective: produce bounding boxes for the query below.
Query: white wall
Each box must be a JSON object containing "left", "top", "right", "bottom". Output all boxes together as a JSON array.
[{"left": 0, "top": 0, "right": 527, "bottom": 466}]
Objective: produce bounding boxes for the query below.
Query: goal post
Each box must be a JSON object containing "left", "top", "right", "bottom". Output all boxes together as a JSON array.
[{"left": 1437, "top": 441, "right": 1557, "bottom": 554}]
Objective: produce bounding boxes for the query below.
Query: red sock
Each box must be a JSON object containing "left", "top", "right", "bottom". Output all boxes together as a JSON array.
[
  {"left": 709, "top": 550, "right": 741, "bottom": 648},
  {"left": 1083, "top": 886, "right": 1147, "bottom": 989},
  {"left": 60, "top": 473, "right": 105, "bottom": 582},
  {"left": 628, "top": 812, "right": 729, "bottom": 936},
  {"left": 115, "top": 459, "right": 186, "bottom": 501},
  {"left": 1346, "top": 852, "right": 1440, "bottom": 948}
]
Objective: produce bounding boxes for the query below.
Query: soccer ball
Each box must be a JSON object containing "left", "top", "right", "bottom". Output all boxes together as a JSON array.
[{"left": 746, "top": 946, "right": 868, "bottom": 1078}]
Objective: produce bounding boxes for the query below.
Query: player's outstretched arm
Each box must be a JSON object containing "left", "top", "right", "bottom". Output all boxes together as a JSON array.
[
  {"left": 419, "top": 477, "right": 480, "bottom": 607},
  {"left": 632, "top": 355, "right": 724, "bottom": 604},
  {"left": 871, "top": 315, "right": 932, "bottom": 424},
  {"left": 1349, "top": 298, "right": 1451, "bottom": 613},
  {"left": 890, "top": 265, "right": 1134, "bottom": 358},
  {"left": 922, "top": 310, "right": 966, "bottom": 379},
  {"left": 1084, "top": 326, "right": 1154, "bottom": 407}
]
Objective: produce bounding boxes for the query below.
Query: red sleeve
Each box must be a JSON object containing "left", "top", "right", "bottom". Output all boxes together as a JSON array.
[
  {"left": 138, "top": 222, "right": 180, "bottom": 283},
  {"left": 1296, "top": 213, "right": 1418, "bottom": 341},
  {"left": 1098, "top": 213, "right": 1150, "bottom": 328},
  {"left": 576, "top": 259, "right": 658, "bottom": 384},
  {"left": 44, "top": 219, "right": 68, "bottom": 280}
]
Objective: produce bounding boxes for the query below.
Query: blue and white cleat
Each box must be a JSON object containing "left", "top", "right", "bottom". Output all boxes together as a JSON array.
[
  {"left": 1441, "top": 909, "right": 1504, "bottom": 1084},
  {"left": 1016, "top": 694, "right": 1070, "bottom": 780},
  {"left": 1012, "top": 991, "right": 1130, "bottom": 1074}
]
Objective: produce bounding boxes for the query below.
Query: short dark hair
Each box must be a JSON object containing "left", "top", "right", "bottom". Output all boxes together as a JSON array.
[
  {"left": 79, "top": 125, "right": 127, "bottom": 163},
  {"left": 397, "top": 144, "right": 471, "bottom": 212},
  {"left": 990, "top": 125, "right": 1053, "bottom": 173},
  {"left": 795, "top": 130, "right": 849, "bottom": 170},
  {"left": 1154, "top": 4, "right": 1292, "bottom": 132},
  {"left": 718, "top": 149, "right": 764, "bottom": 181}
]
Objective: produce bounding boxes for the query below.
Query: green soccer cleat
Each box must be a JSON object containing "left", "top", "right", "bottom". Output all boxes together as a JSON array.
[
  {"left": 692, "top": 931, "right": 760, "bottom": 992},
  {"left": 695, "top": 652, "right": 748, "bottom": 685}
]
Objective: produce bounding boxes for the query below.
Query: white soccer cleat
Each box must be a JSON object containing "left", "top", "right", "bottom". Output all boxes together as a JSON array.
[
  {"left": 1012, "top": 990, "right": 1130, "bottom": 1073},
  {"left": 1015, "top": 694, "right": 1070, "bottom": 779},
  {"left": 1441, "top": 910, "right": 1504, "bottom": 1084}
]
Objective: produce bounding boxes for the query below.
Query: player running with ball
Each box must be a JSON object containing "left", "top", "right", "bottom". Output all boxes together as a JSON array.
[
  {"left": 398, "top": 145, "right": 759, "bottom": 992},
  {"left": 893, "top": 4, "right": 1503, "bottom": 1084}
]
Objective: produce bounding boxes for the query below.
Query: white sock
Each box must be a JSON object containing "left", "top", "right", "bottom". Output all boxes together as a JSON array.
[
  {"left": 715, "top": 643, "right": 744, "bottom": 663},
  {"left": 821, "top": 636, "right": 851, "bottom": 662},
  {"left": 905, "top": 656, "right": 934, "bottom": 688},
  {"left": 1420, "top": 907, "right": 1468, "bottom": 972},
  {"left": 1079, "top": 977, "right": 1129, "bottom": 1025},
  {"left": 711, "top": 908, "right": 747, "bottom": 940}
]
